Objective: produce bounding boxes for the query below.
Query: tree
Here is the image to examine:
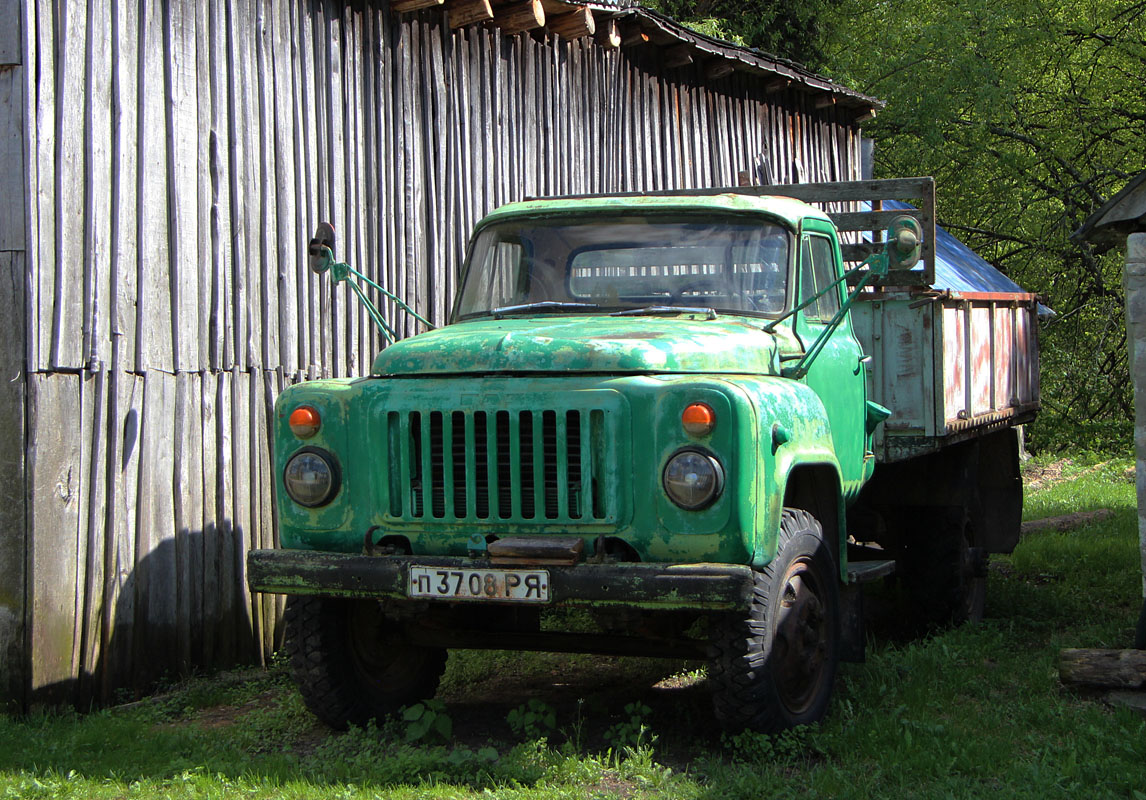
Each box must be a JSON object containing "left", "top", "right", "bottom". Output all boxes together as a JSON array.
[
  {"left": 818, "top": 0, "right": 1146, "bottom": 450},
  {"left": 643, "top": 0, "right": 844, "bottom": 68}
]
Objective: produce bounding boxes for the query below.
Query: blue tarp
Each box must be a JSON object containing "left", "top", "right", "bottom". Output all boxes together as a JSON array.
[{"left": 881, "top": 200, "right": 1030, "bottom": 295}]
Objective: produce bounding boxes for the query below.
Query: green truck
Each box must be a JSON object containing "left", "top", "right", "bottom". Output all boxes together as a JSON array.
[{"left": 248, "top": 178, "right": 1040, "bottom": 732}]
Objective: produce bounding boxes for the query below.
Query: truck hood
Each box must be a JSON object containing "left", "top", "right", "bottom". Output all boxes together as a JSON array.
[{"left": 372, "top": 315, "right": 795, "bottom": 375}]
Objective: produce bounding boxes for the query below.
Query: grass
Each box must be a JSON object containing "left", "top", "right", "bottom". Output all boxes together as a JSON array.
[{"left": 0, "top": 455, "right": 1143, "bottom": 798}]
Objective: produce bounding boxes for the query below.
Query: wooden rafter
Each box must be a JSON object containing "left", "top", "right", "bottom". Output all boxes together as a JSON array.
[
  {"left": 596, "top": 17, "right": 621, "bottom": 49},
  {"left": 446, "top": 0, "right": 493, "bottom": 28},
  {"left": 391, "top": 0, "right": 445, "bottom": 12},
  {"left": 548, "top": 7, "right": 595, "bottom": 40},
  {"left": 493, "top": 0, "right": 545, "bottom": 34}
]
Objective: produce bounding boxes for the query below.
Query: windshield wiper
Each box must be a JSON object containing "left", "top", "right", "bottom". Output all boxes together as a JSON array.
[
  {"left": 491, "top": 301, "right": 600, "bottom": 319},
  {"left": 611, "top": 305, "right": 718, "bottom": 320}
]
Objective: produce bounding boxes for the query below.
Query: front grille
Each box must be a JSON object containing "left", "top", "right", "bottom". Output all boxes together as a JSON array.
[{"left": 384, "top": 407, "right": 614, "bottom": 523}]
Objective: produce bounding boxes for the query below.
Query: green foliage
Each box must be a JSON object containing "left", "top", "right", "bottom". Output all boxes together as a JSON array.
[
  {"left": 719, "top": 726, "right": 823, "bottom": 765},
  {"left": 401, "top": 700, "right": 453, "bottom": 744},
  {"left": 507, "top": 699, "right": 558, "bottom": 740},
  {"left": 813, "top": 0, "right": 1145, "bottom": 453},
  {"left": 643, "top": 0, "right": 845, "bottom": 68},
  {"left": 603, "top": 702, "right": 656, "bottom": 750}
]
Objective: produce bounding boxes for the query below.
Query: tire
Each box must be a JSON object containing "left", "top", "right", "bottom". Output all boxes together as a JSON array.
[
  {"left": 709, "top": 508, "right": 840, "bottom": 733},
  {"left": 903, "top": 507, "right": 987, "bottom": 627},
  {"left": 283, "top": 595, "right": 447, "bottom": 730}
]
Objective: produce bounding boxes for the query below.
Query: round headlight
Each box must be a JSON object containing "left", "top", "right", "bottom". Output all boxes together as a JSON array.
[
  {"left": 663, "top": 450, "right": 724, "bottom": 510},
  {"left": 284, "top": 449, "right": 340, "bottom": 507}
]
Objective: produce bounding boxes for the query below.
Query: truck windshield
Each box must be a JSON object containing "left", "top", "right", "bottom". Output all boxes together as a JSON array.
[{"left": 453, "top": 214, "right": 791, "bottom": 321}]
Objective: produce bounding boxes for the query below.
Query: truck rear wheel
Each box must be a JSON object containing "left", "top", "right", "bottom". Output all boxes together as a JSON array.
[
  {"left": 284, "top": 595, "right": 447, "bottom": 730},
  {"left": 904, "top": 507, "right": 987, "bottom": 626},
  {"left": 709, "top": 508, "right": 840, "bottom": 732}
]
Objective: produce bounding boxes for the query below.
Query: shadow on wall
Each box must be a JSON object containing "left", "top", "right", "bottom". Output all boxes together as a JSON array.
[{"left": 29, "top": 526, "right": 281, "bottom": 711}]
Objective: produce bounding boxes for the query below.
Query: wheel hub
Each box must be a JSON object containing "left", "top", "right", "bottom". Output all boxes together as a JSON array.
[{"left": 773, "top": 558, "right": 829, "bottom": 713}]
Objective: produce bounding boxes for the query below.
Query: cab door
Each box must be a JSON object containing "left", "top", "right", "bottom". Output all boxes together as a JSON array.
[{"left": 793, "top": 220, "right": 869, "bottom": 495}]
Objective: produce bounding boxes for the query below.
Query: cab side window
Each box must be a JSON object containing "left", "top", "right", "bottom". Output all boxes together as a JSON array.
[{"left": 799, "top": 234, "right": 841, "bottom": 322}]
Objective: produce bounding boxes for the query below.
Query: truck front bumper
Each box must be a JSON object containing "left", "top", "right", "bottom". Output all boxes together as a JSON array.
[{"left": 247, "top": 549, "right": 755, "bottom": 611}]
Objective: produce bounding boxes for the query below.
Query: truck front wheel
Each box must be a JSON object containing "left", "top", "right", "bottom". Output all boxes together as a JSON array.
[
  {"left": 709, "top": 508, "right": 840, "bottom": 732},
  {"left": 284, "top": 595, "right": 447, "bottom": 730}
]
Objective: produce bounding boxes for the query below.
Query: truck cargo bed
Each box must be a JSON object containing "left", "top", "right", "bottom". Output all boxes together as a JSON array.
[{"left": 852, "top": 289, "right": 1040, "bottom": 462}]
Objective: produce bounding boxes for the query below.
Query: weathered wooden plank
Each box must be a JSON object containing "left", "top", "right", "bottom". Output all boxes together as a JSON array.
[
  {"left": 763, "top": 177, "right": 935, "bottom": 203},
  {"left": 0, "top": 63, "right": 25, "bottom": 251},
  {"left": 136, "top": 0, "right": 174, "bottom": 373},
  {"left": 255, "top": 370, "right": 276, "bottom": 662},
  {"left": 0, "top": 0, "right": 19, "bottom": 65},
  {"left": 0, "top": 251, "right": 26, "bottom": 708},
  {"left": 308, "top": 1, "right": 333, "bottom": 375},
  {"left": 223, "top": 0, "right": 250, "bottom": 372},
  {"left": 344, "top": 5, "right": 366, "bottom": 372},
  {"left": 325, "top": 3, "right": 347, "bottom": 375},
  {"left": 31, "top": 0, "right": 57, "bottom": 372},
  {"left": 109, "top": 0, "right": 140, "bottom": 376},
  {"left": 271, "top": 0, "right": 299, "bottom": 374},
  {"left": 26, "top": 372, "right": 82, "bottom": 707},
  {"left": 230, "top": 367, "right": 254, "bottom": 661},
  {"left": 200, "top": 371, "right": 220, "bottom": 664},
  {"left": 215, "top": 368, "right": 236, "bottom": 665},
  {"left": 172, "top": 371, "right": 203, "bottom": 673},
  {"left": 165, "top": 0, "right": 200, "bottom": 372},
  {"left": 45, "top": 0, "right": 87, "bottom": 369},
  {"left": 77, "top": 368, "right": 108, "bottom": 701},
  {"left": 84, "top": 0, "right": 113, "bottom": 370},
  {"left": 832, "top": 209, "right": 926, "bottom": 233},
  {"left": 195, "top": 0, "right": 212, "bottom": 371},
  {"left": 100, "top": 368, "right": 142, "bottom": 700},
  {"left": 207, "top": 0, "right": 234, "bottom": 371},
  {"left": 237, "top": 0, "right": 262, "bottom": 370},
  {"left": 424, "top": 15, "right": 449, "bottom": 326},
  {"left": 255, "top": 0, "right": 279, "bottom": 371},
  {"left": 135, "top": 369, "right": 177, "bottom": 690}
]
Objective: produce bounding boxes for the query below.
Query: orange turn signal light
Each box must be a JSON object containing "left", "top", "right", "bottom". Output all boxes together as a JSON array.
[
  {"left": 289, "top": 405, "right": 321, "bottom": 439},
  {"left": 682, "top": 402, "right": 716, "bottom": 436}
]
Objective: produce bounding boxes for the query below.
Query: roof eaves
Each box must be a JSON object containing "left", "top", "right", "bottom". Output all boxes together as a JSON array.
[
  {"left": 613, "top": 7, "right": 881, "bottom": 111},
  {"left": 1072, "top": 170, "right": 1146, "bottom": 249}
]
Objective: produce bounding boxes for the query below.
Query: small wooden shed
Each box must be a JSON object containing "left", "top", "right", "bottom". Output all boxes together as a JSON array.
[
  {"left": 1073, "top": 172, "right": 1146, "bottom": 649},
  {"left": 0, "top": 0, "right": 877, "bottom": 708}
]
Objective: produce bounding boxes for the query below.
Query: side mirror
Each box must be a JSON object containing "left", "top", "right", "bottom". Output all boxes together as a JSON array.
[
  {"left": 886, "top": 215, "right": 922, "bottom": 271},
  {"left": 309, "top": 222, "right": 336, "bottom": 274}
]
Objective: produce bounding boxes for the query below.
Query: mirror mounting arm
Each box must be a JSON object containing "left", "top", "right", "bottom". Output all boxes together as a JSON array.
[{"left": 307, "top": 224, "right": 435, "bottom": 345}]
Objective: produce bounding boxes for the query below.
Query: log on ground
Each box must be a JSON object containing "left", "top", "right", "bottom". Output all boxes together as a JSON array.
[{"left": 1059, "top": 648, "right": 1146, "bottom": 690}]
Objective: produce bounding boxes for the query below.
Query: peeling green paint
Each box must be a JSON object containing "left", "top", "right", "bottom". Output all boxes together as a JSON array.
[{"left": 372, "top": 316, "right": 804, "bottom": 376}]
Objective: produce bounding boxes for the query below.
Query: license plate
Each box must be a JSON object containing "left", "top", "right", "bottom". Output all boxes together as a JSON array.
[{"left": 407, "top": 567, "right": 550, "bottom": 603}]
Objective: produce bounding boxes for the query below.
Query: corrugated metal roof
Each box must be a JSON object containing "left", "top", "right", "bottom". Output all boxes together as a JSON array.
[{"left": 623, "top": 8, "right": 879, "bottom": 109}]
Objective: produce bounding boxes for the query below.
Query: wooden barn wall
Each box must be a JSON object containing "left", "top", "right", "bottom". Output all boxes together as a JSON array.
[{"left": 18, "top": 0, "right": 861, "bottom": 705}]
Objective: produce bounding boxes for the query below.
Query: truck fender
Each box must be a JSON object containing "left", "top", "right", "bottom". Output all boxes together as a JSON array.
[{"left": 770, "top": 458, "right": 847, "bottom": 584}]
